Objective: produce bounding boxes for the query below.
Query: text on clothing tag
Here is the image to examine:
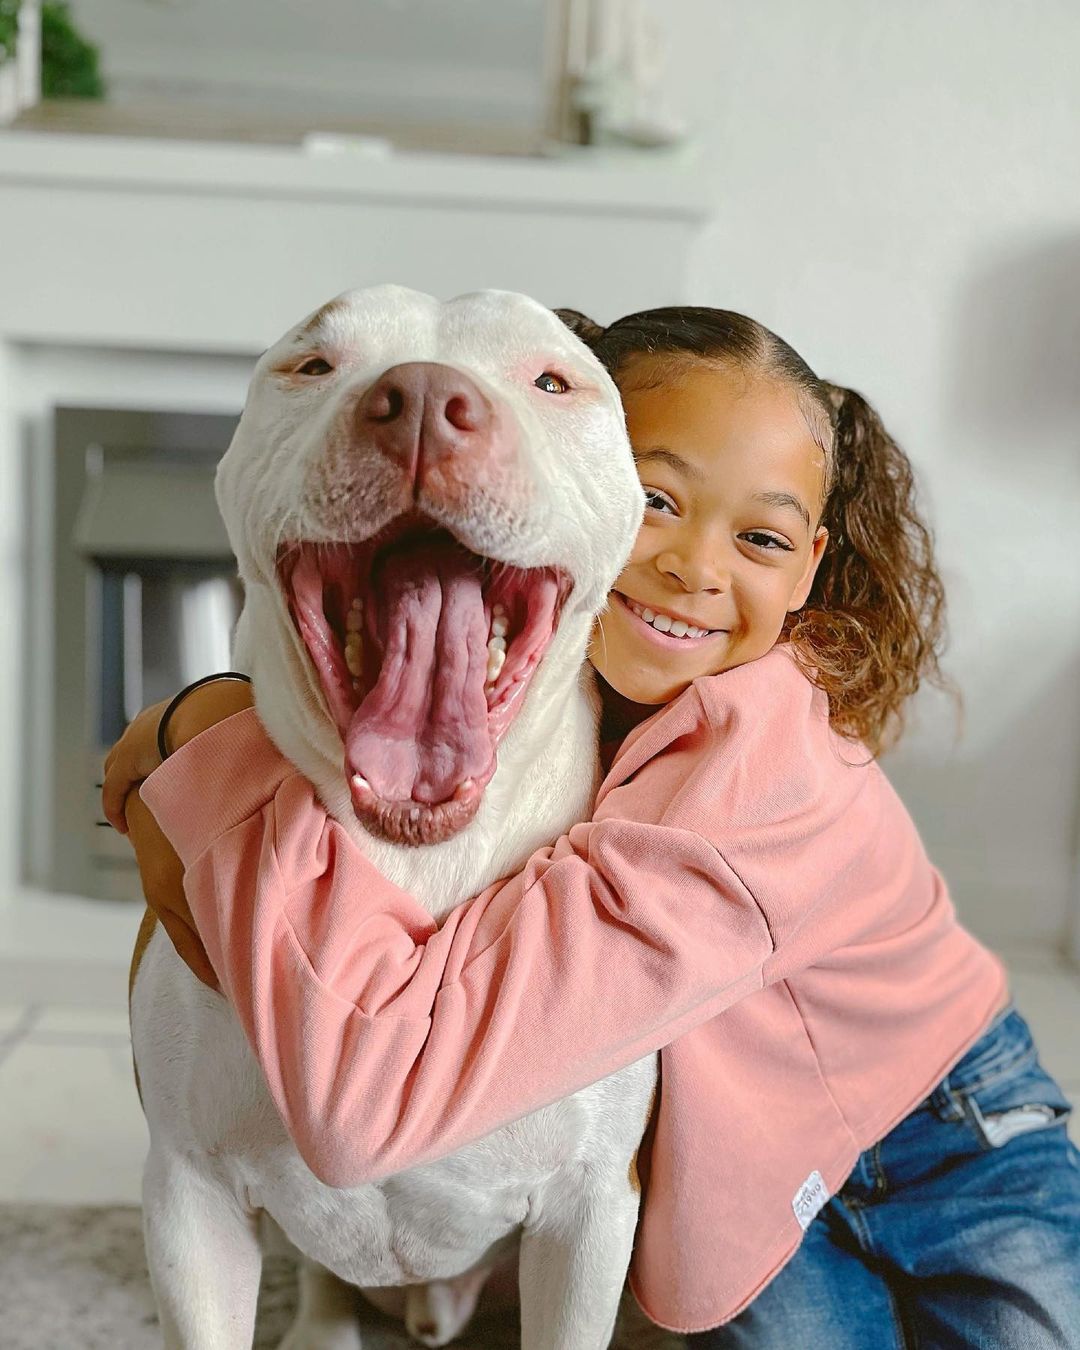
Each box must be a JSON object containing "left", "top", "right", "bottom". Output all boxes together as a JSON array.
[{"left": 791, "top": 1169, "right": 829, "bottom": 1231}]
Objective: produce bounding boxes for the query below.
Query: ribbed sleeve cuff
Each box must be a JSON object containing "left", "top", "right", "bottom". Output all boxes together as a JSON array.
[{"left": 139, "top": 707, "right": 294, "bottom": 867}]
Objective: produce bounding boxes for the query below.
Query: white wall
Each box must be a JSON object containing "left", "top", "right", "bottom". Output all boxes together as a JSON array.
[{"left": 656, "top": 1, "right": 1080, "bottom": 949}]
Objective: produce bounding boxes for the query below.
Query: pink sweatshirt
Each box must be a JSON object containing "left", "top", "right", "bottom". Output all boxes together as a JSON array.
[{"left": 140, "top": 645, "right": 1007, "bottom": 1334}]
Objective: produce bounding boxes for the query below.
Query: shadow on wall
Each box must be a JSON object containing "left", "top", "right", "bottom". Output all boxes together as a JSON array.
[
  {"left": 889, "top": 233, "right": 1080, "bottom": 948},
  {"left": 949, "top": 232, "right": 1080, "bottom": 449},
  {"left": 885, "top": 654, "right": 1080, "bottom": 949}
]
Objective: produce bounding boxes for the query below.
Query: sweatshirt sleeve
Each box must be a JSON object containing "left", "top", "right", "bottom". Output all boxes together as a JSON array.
[{"left": 139, "top": 706, "right": 773, "bottom": 1189}]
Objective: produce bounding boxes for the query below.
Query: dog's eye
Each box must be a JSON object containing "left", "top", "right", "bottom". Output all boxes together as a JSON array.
[
  {"left": 534, "top": 372, "right": 570, "bottom": 395},
  {"left": 295, "top": 357, "right": 334, "bottom": 377}
]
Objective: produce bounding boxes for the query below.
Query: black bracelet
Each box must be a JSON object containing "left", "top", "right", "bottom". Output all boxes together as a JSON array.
[{"left": 156, "top": 672, "right": 253, "bottom": 762}]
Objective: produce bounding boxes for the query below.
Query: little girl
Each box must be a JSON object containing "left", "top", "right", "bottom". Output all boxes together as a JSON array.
[{"left": 106, "top": 306, "right": 1080, "bottom": 1346}]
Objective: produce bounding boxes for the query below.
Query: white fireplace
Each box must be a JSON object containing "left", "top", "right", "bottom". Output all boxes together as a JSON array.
[{"left": 0, "top": 129, "right": 712, "bottom": 1001}]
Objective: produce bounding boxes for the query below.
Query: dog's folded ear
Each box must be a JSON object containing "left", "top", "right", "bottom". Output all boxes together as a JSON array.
[{"left": 554, "top": 308, "right": 606, "bottom": 347}]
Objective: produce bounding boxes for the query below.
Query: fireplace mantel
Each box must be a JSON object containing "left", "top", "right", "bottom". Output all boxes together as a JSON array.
[
  {"left": 0, "top": 130, "right": 710, "bottom": 351},
  {"left": 0, "top": 128, "right": 712, "bottom": 1001}
]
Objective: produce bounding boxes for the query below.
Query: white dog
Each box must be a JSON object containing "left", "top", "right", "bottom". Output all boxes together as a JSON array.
[{"left": 128, "top": 286, "right": 659, "bottom": 1350}]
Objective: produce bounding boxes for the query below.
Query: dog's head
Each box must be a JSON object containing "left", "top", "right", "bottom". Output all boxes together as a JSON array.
[{"left": 217, "top": 286, "right": 642, "bottom": 846}]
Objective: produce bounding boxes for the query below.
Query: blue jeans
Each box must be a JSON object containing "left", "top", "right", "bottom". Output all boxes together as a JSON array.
[{"left": 688, "top": 1007, "right": 1080, "bottom": 1348}]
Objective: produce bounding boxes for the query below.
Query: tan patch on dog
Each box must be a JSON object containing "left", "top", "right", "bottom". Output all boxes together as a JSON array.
[
  {"left": 628, "top": 1083, "right": 659, "bottom": 1194},
  {"left": 129, "top": 905, "right": 157, "bottom": 1002},
  {"left": 128, "top": 905, "right": 158, "bottom": 1107},
  {"left": 628, "top": 1152, "right": 642, "bottom": 1194},
  {"left": 292, "top": 296, "right": 352, "bottom": 347}
]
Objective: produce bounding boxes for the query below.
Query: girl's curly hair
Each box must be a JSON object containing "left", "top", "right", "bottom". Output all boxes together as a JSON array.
[{"left": 557, "top": 305, "right": 950, "bottom": 755}]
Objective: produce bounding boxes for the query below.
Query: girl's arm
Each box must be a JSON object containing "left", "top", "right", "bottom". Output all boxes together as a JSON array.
[{"left": 139, "top": 707, "right": 773, "bottom": 1189}]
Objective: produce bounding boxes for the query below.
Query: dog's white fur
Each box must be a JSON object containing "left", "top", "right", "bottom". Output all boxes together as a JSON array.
[{"left": 130, "top": 288, "right": 657, "bottom": 1349}]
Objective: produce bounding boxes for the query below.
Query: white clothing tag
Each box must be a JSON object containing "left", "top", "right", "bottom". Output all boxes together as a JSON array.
[{"left": 791, "top": 1169, "right": 829, "bottom": 1231}]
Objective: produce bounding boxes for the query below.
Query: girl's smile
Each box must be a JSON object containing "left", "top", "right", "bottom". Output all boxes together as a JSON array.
[
  {"left": 590, "top": 358, "right": 829, "bottom": 706},
  {"left": 611, "top": 591, "right": 726, "bottom": 646}
]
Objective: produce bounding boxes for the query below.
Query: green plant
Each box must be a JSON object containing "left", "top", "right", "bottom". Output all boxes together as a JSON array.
[
  {"left": 42, "top": 1, "right": 104, "bottom": 98},
  {"left": 0, "top": 0, "right": 20, "bottom": 66}
]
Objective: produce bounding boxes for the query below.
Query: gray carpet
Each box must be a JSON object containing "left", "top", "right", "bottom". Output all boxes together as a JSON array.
[{"left": 0, "top": 1205, "right": 684, "bottom": 1349}]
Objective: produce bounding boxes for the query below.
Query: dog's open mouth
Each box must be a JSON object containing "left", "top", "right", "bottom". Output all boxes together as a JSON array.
[{"left": 279, "top": 515, "right": 571, "bottom": 845}]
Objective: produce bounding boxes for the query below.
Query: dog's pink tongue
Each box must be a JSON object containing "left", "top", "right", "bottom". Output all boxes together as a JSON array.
[{"left": 346, "top": 540, "right": 493, "bottom": 805}]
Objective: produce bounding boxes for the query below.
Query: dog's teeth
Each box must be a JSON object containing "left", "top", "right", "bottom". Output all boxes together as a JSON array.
[
  {"left": 487, "top": 635, "right": 506, "bottom": 654},
  {"left": 344, "top": 632, "right": 363, "bottom": 677},
  {"left": 486, "top": 646, "right": 506, "bottom": 682},
  {"left": 453, "top": 778, "right": 475, "bottom": 801},
  {"left": 409, "top": 807, "right": 420, "bottom": 823},
  {"left": 352, "top": 773, "right": 371, "bottom": 792},
  {"left": 492, "top": 602, "right": 506, "bottom": 617},
  {"left": 490, "top": 616, "right": 508, "bottom": 638},
  {"left": 346, "top": 609, "right": 363, "bottom": 633}
]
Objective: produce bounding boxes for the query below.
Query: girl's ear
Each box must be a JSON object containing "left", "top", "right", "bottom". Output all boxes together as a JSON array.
[{"left": 788, "top": 527, "right": 829, "bottom": 613}]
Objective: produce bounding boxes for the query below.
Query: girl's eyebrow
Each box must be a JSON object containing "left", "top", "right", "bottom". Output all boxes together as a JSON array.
[
  {"left": 632, "top": 447, "right": 704, "bottom": 481},
  {"left": 754, "top": 490, "right": 810, "bottom": 528}
]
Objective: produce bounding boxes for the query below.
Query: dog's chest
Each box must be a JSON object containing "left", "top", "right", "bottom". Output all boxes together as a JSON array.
[{"left": 172, "top": 972, "right": 597, "bottom": 1286}]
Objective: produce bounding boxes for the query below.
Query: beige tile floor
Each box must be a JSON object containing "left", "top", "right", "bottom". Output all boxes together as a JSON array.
[{"left": 0, "top": 949, "right": 1078, "bottom": 1207}]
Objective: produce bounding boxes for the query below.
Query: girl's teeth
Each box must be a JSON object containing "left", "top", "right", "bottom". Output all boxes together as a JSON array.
[{"left": 628, "top": 597, "right": 712, "bottom": 640}]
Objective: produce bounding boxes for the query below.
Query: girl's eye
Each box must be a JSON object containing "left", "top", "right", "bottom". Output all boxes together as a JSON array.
[
  {"left": 534, "top": 372, "right": 570, "bottom": 394},
  {"left": 643, "top": 489, "right": 677, "bottom": 514},
  {"left": 741, "top": 530, "right": 794, "bottom": 551},
  {"left": 295, "top": 357, "right": 334, "bottom": 377}
]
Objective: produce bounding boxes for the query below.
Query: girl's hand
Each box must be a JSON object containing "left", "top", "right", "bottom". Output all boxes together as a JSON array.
[
  {"left": 101, "top": 679, "right": 255, "bottom": 832},
  {"left": 101, "top": 698, "right": 170, "bottom": 834}
]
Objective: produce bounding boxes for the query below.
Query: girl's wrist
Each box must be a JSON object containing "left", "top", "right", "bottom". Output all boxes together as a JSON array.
[{"left": 164, "top": 677, "right": 255, "bottom": 755}]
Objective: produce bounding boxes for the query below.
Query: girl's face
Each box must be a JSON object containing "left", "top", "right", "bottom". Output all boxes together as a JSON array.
[{"left": 589, "top": 358, "right": 829, "bottom": 705}]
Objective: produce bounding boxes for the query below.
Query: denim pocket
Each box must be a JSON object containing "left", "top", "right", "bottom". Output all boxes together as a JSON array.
[
  {"left": 939, "top": 1008, "right": 1075, "bottom": 1151},
  {"left": 966, "top": 1094, "right": 1072, "bottom": 1148},
  {"left": 960, "top": 1049, "right": 1073, "bottom": 1151}
]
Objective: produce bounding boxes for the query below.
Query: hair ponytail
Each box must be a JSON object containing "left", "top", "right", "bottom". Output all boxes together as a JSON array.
[
  {"left": 785, "top": 385, "right": 951, "bottom": 755},
  {"left": 555, "top": 308, "right": 607, "bottom": 347}
]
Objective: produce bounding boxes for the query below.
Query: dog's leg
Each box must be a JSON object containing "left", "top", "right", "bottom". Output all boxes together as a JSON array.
[
  {"left": 142, "top": 1148, "right": 263, "bottom": 1349},
  {"left": 518, "top": 1169, "right": 640, "bottom": 1350},
  {"left": 277, "top": 1261, "right": 365, "bottom": 1350}
]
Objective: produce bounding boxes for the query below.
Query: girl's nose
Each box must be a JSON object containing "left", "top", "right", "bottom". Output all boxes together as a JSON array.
[{"left": 656, "top": 548, "right": 730, "bottom": 594}]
